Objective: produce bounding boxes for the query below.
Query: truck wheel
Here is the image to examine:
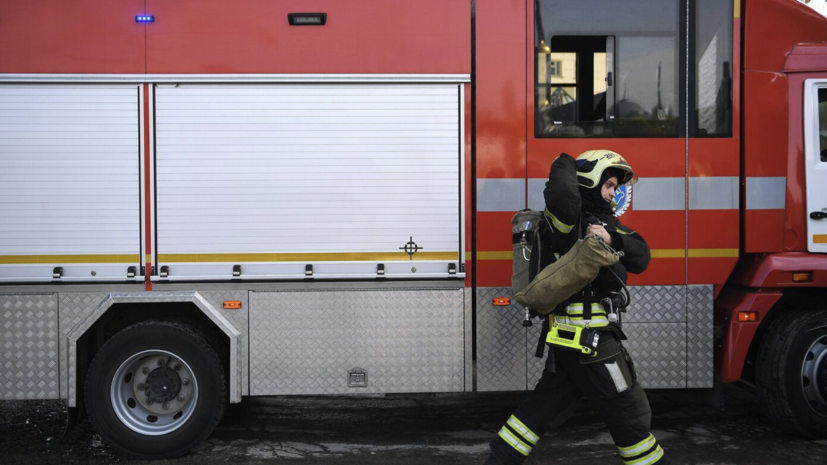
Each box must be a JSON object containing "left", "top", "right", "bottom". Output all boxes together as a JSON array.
[
  {"left": 85, "top": 320, "right": 226, "bottom": 458},
  {"left": 756, "top": 309, "right": 827, "bottom": 439}
]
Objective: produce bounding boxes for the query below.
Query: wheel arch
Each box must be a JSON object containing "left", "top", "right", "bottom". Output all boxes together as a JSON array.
[
  {"left": 67, "top": 292, "right": 241, "bottom": 409},
  {"left": 741, "top": 287, "right": 827, "bottom": 383}
]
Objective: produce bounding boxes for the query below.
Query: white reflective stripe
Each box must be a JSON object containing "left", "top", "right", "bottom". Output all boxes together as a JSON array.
[
  {"left": 498, "top": 427, "right": 532, "bottom": 456},
  {"left": 689, "top": 177, "right": 738, "bottom": 210},
  {"left": 746, "top": 177, "right": 786, "bottom": 210},
  {"left": 632, "top": 177, "right": 685, "bottom": 211},
  {"left": 507, "top": 416, "right": 539, "bottom": 445},
  {"left": 625, "top": 446, "right": 664, "bottom": 465},
  {"left": 477, "top": 178, "right": 525, "bottom": 212},
  {"left": 529, "top": 176, "right": 743, "bottom": 213},
  {"left": 605, "top": 361, "right": 629, "bottom": 393},
  {"left": 619, "top": 434, "right": 656, "bottom": 458}
]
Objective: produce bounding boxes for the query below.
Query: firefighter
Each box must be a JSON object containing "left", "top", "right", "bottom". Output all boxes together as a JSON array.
[{"left": 484, "top": 150, "right": 669, "bottom": 465}]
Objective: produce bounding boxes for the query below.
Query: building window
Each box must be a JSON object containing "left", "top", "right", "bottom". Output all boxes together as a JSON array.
[{"left": 548, "top": 60, "right": 562, "bottom": 77}]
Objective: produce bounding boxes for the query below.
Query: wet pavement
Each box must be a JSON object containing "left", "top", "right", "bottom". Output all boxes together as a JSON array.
[{"left": 2, "top": 385, "right": 827, "bottom": 464}]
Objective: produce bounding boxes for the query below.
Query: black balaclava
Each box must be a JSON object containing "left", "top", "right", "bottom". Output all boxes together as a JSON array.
[{"left": 578, "top": 167, "right": 624, "bottom": 215}]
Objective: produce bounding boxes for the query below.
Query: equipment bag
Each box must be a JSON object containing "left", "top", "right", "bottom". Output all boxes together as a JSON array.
[
  {"left": 514, "top": 234, "right": 622, "bottom": 315},
  {"left": 511, "top": 209, "right": 546, "bottom": 294}
]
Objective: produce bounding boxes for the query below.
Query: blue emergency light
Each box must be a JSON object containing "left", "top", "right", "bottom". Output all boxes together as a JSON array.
[{"left": 135, "top": 15, "right": 155, "bottom": 23}]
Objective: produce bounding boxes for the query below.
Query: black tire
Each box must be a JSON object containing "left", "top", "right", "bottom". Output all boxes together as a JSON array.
[
  {"left": 755, "top": 309, "right": 827, "bottom": 439},
  {"left": 85, "top": 320, "right": 227, "bottom": 459}
]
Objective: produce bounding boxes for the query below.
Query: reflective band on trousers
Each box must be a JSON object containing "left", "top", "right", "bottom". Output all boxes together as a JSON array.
[
  {"left": 618, "top": 434, "right": 656, "bottom": 457},
  {"left": 498, "top": 427, "right": 532, "bottom": 456},
  {"left": 623, "top": 446, "right": 664, "bottom": 465},
  {"left": 507, "top": 415, "right": 539, "bottom": 445}
]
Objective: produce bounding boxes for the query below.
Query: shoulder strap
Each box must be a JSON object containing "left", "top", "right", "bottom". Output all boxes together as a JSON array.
[{"left": 535, "top": 315, "right": 550, "bottom": 358}]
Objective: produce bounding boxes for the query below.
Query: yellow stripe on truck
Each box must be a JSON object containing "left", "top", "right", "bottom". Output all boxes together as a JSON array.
[
  {"left": 472, "top": 249, "right": 738, "bottom": 260},
  {"left": 158, "top": 252, "right": 459, "bottom": 263},
  {"left": 0, "top": 254, "right": 140, "bottom": 265}
]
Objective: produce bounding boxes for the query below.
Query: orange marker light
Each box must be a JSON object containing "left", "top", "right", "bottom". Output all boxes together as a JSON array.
[
  {"left": 493, "top": 298, "right": 511, "bottom": 306},
  {"left": 737, "top": 311, "right": 758, "bottom": 322},
  {"left": 223, "top": 301, "right": 242, "bottom": 310},
  {"left": 792, "top": 272, "right": 812, "bottom": 283}
]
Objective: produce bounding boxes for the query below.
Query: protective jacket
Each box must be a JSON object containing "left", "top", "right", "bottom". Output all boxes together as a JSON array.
[{"left": 534, "top": 153, "right": 649, "bottom": 331}]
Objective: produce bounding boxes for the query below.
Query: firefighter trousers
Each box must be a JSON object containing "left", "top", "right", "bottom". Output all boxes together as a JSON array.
[{"left": 484, "top": 339, "right": 669, "bottom": 465}]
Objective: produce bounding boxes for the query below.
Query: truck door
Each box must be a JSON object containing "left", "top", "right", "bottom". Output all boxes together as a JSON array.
[{"left": 805, "top": 80, "right": 827, "bottom": 252}]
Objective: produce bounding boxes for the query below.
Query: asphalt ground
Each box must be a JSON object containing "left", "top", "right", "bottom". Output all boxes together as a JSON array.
[{"left": 2, "top": 384, "right": 826, "bottom": 464}]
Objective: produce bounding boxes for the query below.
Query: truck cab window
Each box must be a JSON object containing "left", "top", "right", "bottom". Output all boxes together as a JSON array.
[
  {"left": 694, "top": 0, "right": 734, "bottom": 137},
  {"left": 535, "top": 0, "right": 680, "bottom": 138},
  {"left": 820, "top": 88, "right": 827, "bottom": 162}
]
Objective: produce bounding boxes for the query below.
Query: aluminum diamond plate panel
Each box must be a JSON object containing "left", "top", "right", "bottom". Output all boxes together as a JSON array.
[
  {"left": 687, "top": 285, "right": 714, "bottom": 388},
  {"left": 1, "top": 294, "right": 58, "bottom": 399},
  {"left": 625, "top": 286, "right": 687, "bottom": 323},
  {"left": 623, "top": 323, "right": 687, "bottom": 389},
  {"left": 59, "top": 292, "right": 109, "bottom": 401},
  {"left": 476, "top": 288, "right": 526, "bottom": 392},
  {"left": 197, "top": 291, "right": 250, "bottom": 395},
  {"left": 479, "top": 286, "right": 691, "bottom": 392},
  {"left": 249, "top": 289, "right": 465, "bottom": 395},
  {"left": 62, "top": 292, "right": 242, "bottom": 406}
]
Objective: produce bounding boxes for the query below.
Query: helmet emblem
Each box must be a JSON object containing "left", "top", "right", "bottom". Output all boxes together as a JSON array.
[{"left": 614, "top": 184, "right": 632, "bottom": 217}]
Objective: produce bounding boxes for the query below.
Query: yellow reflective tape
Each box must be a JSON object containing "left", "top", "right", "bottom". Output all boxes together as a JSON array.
[
  {"left": 565, "top": 310, "right": 607, "bottom": 316},
  {"left": 544, "top": 208, "right": 574, "bottom": 234},
  {"left": 688, "top": 249, "right": 739, "bottom": 258},
  {"left": 624, "top": 445, "right": 664, "bottom": 465},
  {"left": 557, "top": 317, "right": 609, "bottom": 328},
  {"left": 158, "top": 252, "right": 458, "bottom": 263},
  {"left": 145, "top": 254, "right": 152, "bottom": 264},
  {"left": 814, "top": 235, "right": 827, "bottom": 244},
  {"left": 566, "top": 303, "right": 606, "bottom": 313},
  {"left": 619, "top": 434, "right": 655, "bottom": 457},
  {"left": 498, "top": 427, "right": 531, "bottom": 456},
  {"left": 468, "top": 249, "right": 739, "bottom": 260},
  {"left": 649, "top": 249, "right": 685, "bottom": 258},
  {"left": 507, "top": 415, "right": 539, "bottom": 445},
  {"left": 476, "top": 251, "right": 513, "bottom": 260},
  {"left": 734, "top": 0, "right": 740, "bottom": 18},
  {"left": 0, "top": 254, "right": 139, "bottom": 265}
]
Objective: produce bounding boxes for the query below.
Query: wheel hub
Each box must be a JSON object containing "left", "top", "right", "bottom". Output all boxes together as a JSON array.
[
  {"left": 145, "top": 367, "right": 181, "bottom": 403},
  {"left": 802, "top": 336, "right": 827, "bottom": 417},
  {"left": 818, "top": 357, "right": 827, "bottom": 400},
  {"left": 111, "top": 350, "right": 198, "bottom": 436}
]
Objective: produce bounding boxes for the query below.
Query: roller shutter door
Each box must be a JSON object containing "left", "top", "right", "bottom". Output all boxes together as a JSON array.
[
  {"left": 0, "top": 85, "right": 142, "bottom": 282},
  {"left": 153, "top": 84, "right": 464, "bottom": 280}
]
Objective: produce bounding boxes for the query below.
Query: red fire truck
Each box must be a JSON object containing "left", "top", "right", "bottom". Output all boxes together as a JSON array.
[{"left": 0, "top": 0, "right": 826, "bottom": 458}]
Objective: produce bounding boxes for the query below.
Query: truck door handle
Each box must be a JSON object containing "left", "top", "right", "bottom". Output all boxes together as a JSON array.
[{"left": 811, "top": 211, "right": 827, "bottom": 220}]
